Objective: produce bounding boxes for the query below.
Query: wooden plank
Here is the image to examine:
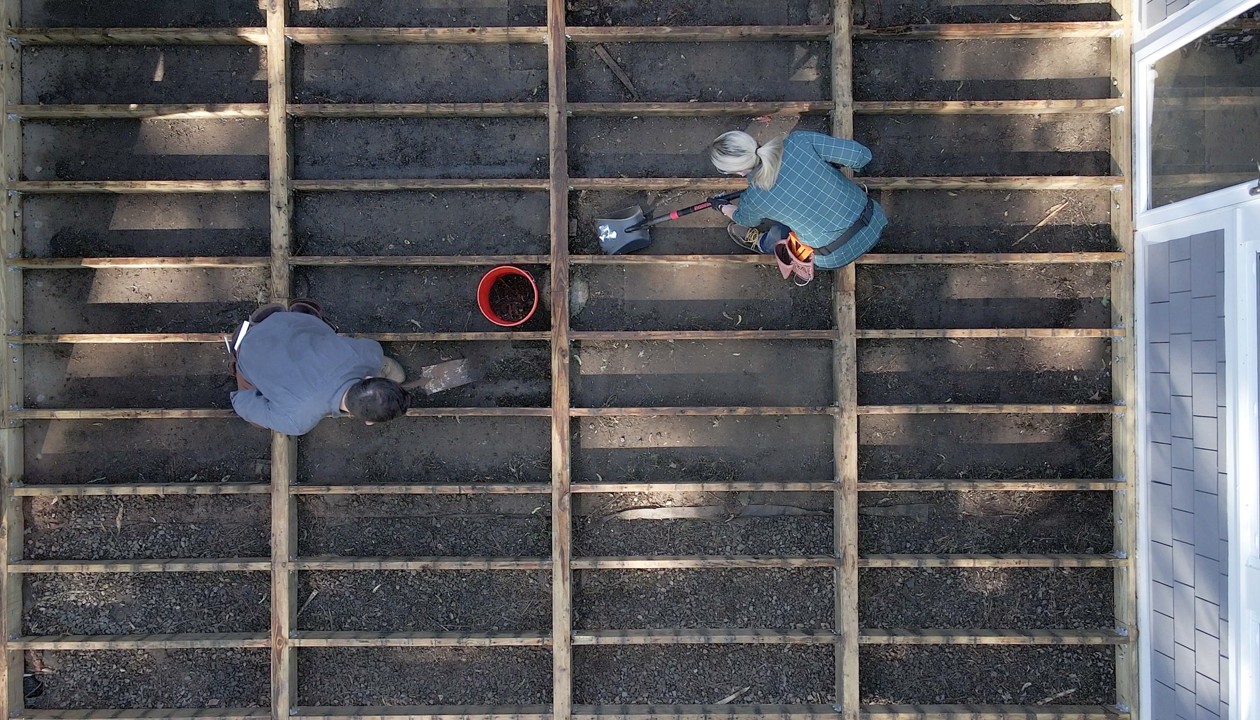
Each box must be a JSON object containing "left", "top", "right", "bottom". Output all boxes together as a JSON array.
[
  {"left": 570, "top": 101, "right": 833, "bottom": 116},
  {"left": 12, "top": 408, "right": 550, "bottom": 420},
  {"left": 294, "top": 557, "right": 550, "bottom": 572},
  {"left": 571, "top": 556, "right": 836, "bottom": 570},
  {"left": 1108, "top": 0, "right": 1139, "bottom": 713},
  {"left": 9, "top": 104, "right": 269, "bottom": 119},
  {"left": 854, "top": 99, "right": 1123, "bottom": 114},
  {"left": 267, "top": 0, "right": 292, "bottom": 307},
  {"left": 24, "top": 711, "right": 272, "bottom": 720},
  {"left": 571, "top": 481, "right": 835, "bottom": 493},
  {"left": 859, "top": 706, "right": 1128, "bottom": 720},
  {"left": 547, "top": 1, "right": 573, "bottom": 719},
  {"left": 571, "top": 330, "right": 835, "bottom": 341},
  {"left": 13, "top": 633, "right": 270, "bottom": 650},
  {"left": 568, "top": 177, "right": 1121, "bottom": 191},
  {"left": 290, "top": 483, "right": 551, "bottom": 496},
  {"left": 11, "top": 483, "right": 270, "bottom": 496},
  {"left": 271, "top": 434, "right": 297, "bottom": 720},
  {"left": 0, "top": 0, "right": 25, "bottom": 713},
  {"left": 832, "top": 2, "right": 860, "bottom": 719},
  {"left": 566, "top": 26, "right": 833, "bottom": 42},
  {"left": 857, "top": 554, "right": 1124, "bottom": 568},
  {"left": 293, "top": 254, "right": 549, "bottom": 267},
  {"left": 858, "top": 629, "right": 1128, "bottom": 645},
  {"left": 293, "top": 179, "right": 550, "bottom": 191},
  {"left": 13, "top": 257, "right": 267, "bottom": 268},
  {"left": 11, "top": 559, "right": 271, "bottom": 573},
  {"left": 571, "top": 629, "right": 839, "bottom": 645},
  {"left": 12, "top": 180, "right": 267, "bottom": 193},
  {"left": 857, "top": 479, "right": 1123, "bottom": 492},
  {"left": 854, "top": 21, "right": 1122, "bottom": 38},
  {"left": 273, "top": 706, "right": 1125, "bottom": 720},
  {"left": 7, "top": 28, "right": 267, "bottom": 44},
  {"left": 288, "top": 631, "right": 551, "bottom": 648},
  {"left": 572, "top": 406, "right": 833, "bottom": 417},
  {"left": 295, "top": 709, "right": 551, "bottom": 720},
  {"left": 857, "top": 328, "right": 1122, "bottom": 339},
  {"left": 18, "top": 331, "right": 550, "bottom": 344},
  {"left": 285, "top": 27, "right": 547, "bottom": 44},
  {"left": 857, "top": 404, "right": 1116, "bottom": 415},
  {"left": 572, "top": 252, "right": 1124, "bottom": 266},
  {"left": 292, "top": 103, "right": 548, "bottom": 118}
]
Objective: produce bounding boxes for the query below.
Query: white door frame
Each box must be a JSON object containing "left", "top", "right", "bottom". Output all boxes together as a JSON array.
[{"left": 1132, "top": 0, "right": 1260, "bottom": 230}]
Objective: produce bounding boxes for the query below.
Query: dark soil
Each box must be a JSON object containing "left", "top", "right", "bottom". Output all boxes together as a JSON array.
[
  {"left": 24, "top": 193, "right": 269, "bottom": 259},
  {"left": 298, "top": 416, "right": 551, "bottom": 484},
  {"left": 24, "top": 119, "right": 267, "bottom": 182},
  {"left": 573, "top": 646, "right": 833, "bottom": 704},
  {"left": 860, "top": 646, "right": 1115, "bottom": 704},
  {"left": 862, "top": 0, "right": 1112, "bottom": 25},
  {"left": 294, "top": 266, "right": 551, "bottom": 333},
  {"left": 24, "top": 572, "right": 270, "bottom": 635},
  {"left": 571, "top": 264, "right": 833, "bottom": 332},
  {"left": 573, "top": 491, "right": 833, "bottom": 556},
  {"left": 297, "top": 648, "right": 552, "bottom": 705},
  {"left": 854, "top": 38, "right": 1112, "bottom": 101},
  {"left": 856, "top": 264, "right": 1113, "bottom": 330},
  {"left": 23, "top": 496, "right": 271, "bottom": 560},
  {"left": 27, "top": 649, "right": 270, "bottom": 709},
  {"left": 22, "top": 1, "right": 264, "bottom": 27},
  {"left": 295, "top": 190, "right": 549, "bottom": 257},
  {"left": 858, "top": 491, "right": 1114, "bottom": 554},
  {"left": 858, "top": 337, "right": 1113, "bottom": 405},
  {"left": 573, "top": 340, "right": 834, "bottom": 407},
  {"left": 858, "top": 414, "right": 1114, "bottom": 479},
  {"left": 859, "top": 568, "right": 1114, "bottom": 628},
  {"left": 23, "top": 419, "right": 271, "bottom": 485},
  {"left": 870, "top": 190, "right": 1114, "bottom": 254},
  {"left": 24, "top": 344, "right": 235, "bottom": 409},
  {"left": 296, "top": 571, "right": 551, "bottom": 633},
  {"left": 297, "top": 495, "right": 551, "bottom": 557},
  {"left": 574, "top": 568, "right": 834, "bottom": 629},
  {"left": 23, "top": 46, "right": 266, "bottom": 105},
  {"left": 383, "top": 340, "right": 551, "bottom": 408},
  {"left": 489, "top": 273, "right": 538, "bottom": 324},
  {"left": 293, "top": 118, "right": 549, "bottom": 180}
]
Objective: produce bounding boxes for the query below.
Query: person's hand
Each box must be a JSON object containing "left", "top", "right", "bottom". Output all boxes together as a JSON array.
[{"left": 720, "top": 203, "right": 738, "bottom": 219}]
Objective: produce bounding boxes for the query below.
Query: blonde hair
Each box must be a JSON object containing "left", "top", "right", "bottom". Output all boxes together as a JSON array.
[{"left": 708, "top": 130, "right": 784, "bottom": 191}]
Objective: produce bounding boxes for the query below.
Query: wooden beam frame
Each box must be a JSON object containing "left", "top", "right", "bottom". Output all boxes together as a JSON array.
[{"left": 0, "top": 0, "right": 24, "bottom": 715}]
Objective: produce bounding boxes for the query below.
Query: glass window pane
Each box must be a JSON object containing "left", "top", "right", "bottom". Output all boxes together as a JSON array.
[{"left": 1149, "top": 3, "right": 1260, "bottom": 208}]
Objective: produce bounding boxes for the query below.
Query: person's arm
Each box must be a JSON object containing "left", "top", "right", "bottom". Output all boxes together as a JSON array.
[
  {"left": 230, "top": 390, "right": 317, "bottom": 436},
  {"left": 805, "top": 132, "right": 872, "bottom": 171},
  {"left": 728, "top": 195, "right": 764, "bottom": 227}
]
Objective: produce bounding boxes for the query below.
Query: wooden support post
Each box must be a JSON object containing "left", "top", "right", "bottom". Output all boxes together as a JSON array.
[
  {"left": 831, "top": 1, "right": 860, "bottom": 719},
  {"left": 264, "top": 1, "right": 298, "bottom": 718},
  {"left": 546, "top": 1, "right": 573, "bottom": 719},
  {"left": 0, "top": 0, "right": 24, "bottom": 716},
  {"left": 1108, "top": 0, "right": 1139, "bottom": 714}
]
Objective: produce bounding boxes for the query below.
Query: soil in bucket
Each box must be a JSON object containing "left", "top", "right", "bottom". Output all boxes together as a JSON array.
[{"left": 489, "top": 274, "right": 536, "bottom": 324}]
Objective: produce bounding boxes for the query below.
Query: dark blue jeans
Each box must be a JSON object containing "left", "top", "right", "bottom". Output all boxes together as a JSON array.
[{"left": 753, "top": 222, "right": 793, "bottom": 254}]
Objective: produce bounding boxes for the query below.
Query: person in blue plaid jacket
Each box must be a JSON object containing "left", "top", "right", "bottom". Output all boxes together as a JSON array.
[{"left": 709, "top": 130, "right": 886, "bottom": 270}]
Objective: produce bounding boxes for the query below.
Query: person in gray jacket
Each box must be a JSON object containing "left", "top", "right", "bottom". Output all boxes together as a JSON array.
[{"left": 229, "top": 300, "right": 409, "bottom": 436}]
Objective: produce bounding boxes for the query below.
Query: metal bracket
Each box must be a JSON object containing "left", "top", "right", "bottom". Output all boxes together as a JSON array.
[{"left": 1251, "top": 163, "right": 1260, "bottom": 196}]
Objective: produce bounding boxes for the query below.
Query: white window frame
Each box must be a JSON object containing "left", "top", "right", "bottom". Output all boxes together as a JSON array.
[{"left": 1132, "top": 0, "right": 1260, "bottom": 230}]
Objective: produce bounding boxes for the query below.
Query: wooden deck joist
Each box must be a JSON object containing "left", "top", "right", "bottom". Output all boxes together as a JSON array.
[
  {"left": 12, "top": 633, "right": 269, "bottom": 650},
  {"left": 9, "top": 252, "right": 1125, "bottom": 272},
  {"left": 857, "top": 479, "right": 1123, "bottom": 492},
  {"left": 570, "top": 481, "right": 836, "bottom": 493},
  {"left": 16, "top": 332, "right": 551, "bottom": 344},
  {"left": 4, "top": 553, "right": 1124, "bottom": 574},
  {"left": 859, "top": 629, "right": 1128, "bottom": 645},
  {"left": 571, "top": 629, "right": 837, "bottom": 645},
  {"left": 13, "top": 706, "right": 1129, "bottom": 720},
  {"left": 10, "top": 483, "right": 270, "bottom": 496},
  {"left": 853, "top": 21, "right": 1122, "bottom": 38},
  {"left": 7, "top": 177, "right": 1122, "bottom": 195},
  {"left": 290, "top": 483, "right": 551, "bottom": 496},
  {"left": 10, "top": 559, "right": 271, "bottom": 573},
  {"left": 293, "top": 557, "right": 551, "bottom": 572},
  {"left": 287, "top": 631, "right": 550, "bottom": 648},
  {"left": 7, "top": 98, "right": 1131, "bottom": 121}
]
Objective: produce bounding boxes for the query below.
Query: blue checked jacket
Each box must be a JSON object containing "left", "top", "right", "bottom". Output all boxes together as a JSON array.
[{"left": 732, "top": 131, "right": 887, "bottom": 270}]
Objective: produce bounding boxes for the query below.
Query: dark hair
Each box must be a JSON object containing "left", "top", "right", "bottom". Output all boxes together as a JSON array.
[{"left": 344, "top": 378, "right": 410, "bottom": 423}]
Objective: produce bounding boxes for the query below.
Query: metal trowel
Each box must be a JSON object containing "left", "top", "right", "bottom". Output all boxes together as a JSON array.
[{"left": 402, "top": 359, "right": 478, "bottom": 395}]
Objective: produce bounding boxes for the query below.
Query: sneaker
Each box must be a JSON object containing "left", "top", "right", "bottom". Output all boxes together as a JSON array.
[
  {"left": 727, "top": 223, "right": 764, "bottom": 253},
  {"left": 378, "top": 356, "right": 407, "bottom": 384}
]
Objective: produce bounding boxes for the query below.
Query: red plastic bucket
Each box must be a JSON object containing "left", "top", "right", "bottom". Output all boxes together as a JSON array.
[{"left": 477, "top": 265, "right": 539, "bottom": 327}]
